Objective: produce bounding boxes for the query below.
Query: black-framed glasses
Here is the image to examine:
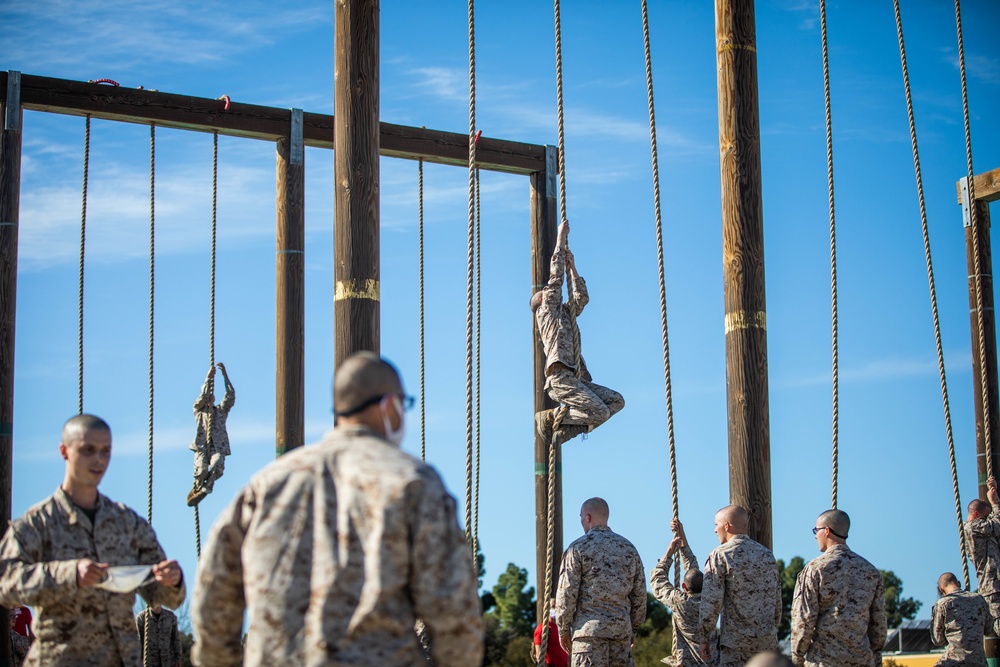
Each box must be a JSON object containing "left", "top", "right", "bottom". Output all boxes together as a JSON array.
[
  {"left": 812, "top": 525, "right": 848, "bottom": 539},
  {"left": 398, "top": 394, "right": 416, "bottom": 412},
  {"left": 811, "top": 526, "right": 827, "bottom": 536},
  {"left": 337, "top": 393, "right": 416, "bottom": 417}
]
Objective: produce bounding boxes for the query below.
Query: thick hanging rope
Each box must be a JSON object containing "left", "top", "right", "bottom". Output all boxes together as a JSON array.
[
  {"left": 954, "top": 0, "right": 992, "bottom": 486},
  {"left": 640, "top": 0, "right": 681, "bottom": 593},
  {"left": 474, "top": 166, "right": 482, "bottom": 562},
  {"left": 891, "top": 0, "right": 970, "bottom": 590},
  {"left": 78, "top": 115, "right": 90, "bottom": 415},
  {"left": 147, "top": 125, "right": 155, "bottom": 525},
  {"left": 818, "top": 0, "right": 840, "bottom": 510},
  {"left": 418, "top": 158, "right": 427, "bottom": 462},
  {"left": 465, "top": 0, "right": 476, "bottom": 555}
]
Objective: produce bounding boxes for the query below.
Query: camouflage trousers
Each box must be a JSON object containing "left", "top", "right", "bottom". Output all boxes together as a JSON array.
[
  {"left": 193, "top": 449, "right": 226, "bottom": 493},
  {"left": 545, "top": 367, "right": 624, "bottom": 428},
  {"left": 986, "top": 592, "right": 1000, "bottom": 637},
  {"left": 570, "top": 637, "right": 634, "bottom": 667}
]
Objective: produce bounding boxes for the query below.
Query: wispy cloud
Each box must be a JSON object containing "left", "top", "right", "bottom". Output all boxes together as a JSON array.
[
  {"left": 409, "top": 67, "right": 468, "bottom": 103},
  {"left": 782, "top": 0, "right": 819, "bottom": 31},
  {"left": 1, "top": 0, "right": 329, "bottom": 73},
  {"left": 776, "top": 352, "right": 972, "bottom": 389},
  {"left": 942, "top": 47, "right": 1000, "bottom": 85}
]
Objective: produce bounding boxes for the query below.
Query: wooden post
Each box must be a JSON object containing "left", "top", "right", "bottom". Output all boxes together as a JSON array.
[
  {"left": 334, "top": 0, "right": 380, "bottom": 366},
  {"left": 959, "top": 172, "right": 1000, "bottom": 500},
  {"left": 276, "top": 110, "right": 305, "bottom": 456},
  {"left": 531, "top": 146, "right": 561, "bottom": 622},
  {"left": 0, "top": 70, "right": 23, "bottom": 662},
  {"left": 715, "top": 0, "right": 772, "bottom": 548}
]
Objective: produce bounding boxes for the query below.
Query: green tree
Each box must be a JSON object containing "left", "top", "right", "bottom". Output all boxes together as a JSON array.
[
  {"left": 881, "top": 570, "right": 921, "bottom": 629},
  {"left": 776, "top": 556, "right": 805, "bottom": 640},
  {"left": 491, "top": 563, "right": 537, "bottom": 637}
]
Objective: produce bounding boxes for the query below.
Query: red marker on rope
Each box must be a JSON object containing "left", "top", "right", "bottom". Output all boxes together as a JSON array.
[
  {"left": 218, "top": 95, "right": 231, "bottom": 112},
  {"left": 473, "top": 129, "right": 483, "bottom": 146}
]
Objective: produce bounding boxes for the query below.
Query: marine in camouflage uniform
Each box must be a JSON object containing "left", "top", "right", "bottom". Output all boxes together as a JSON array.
[
  {"left": 931, "top": 572, "right": 988, "bottom": 667},
  {"left": 964, "top": 476, "right": 1000, "bottom": 630},
  {"left": 790, "top": 510, "right": 886, "bottom": 667},
  {"left": 187, "top": 362, "right": 235, "bottom": 506},
  {"left": 555, "top": 498, "right": 646, "bottom": 667},
  {"left": 533, "top": 221, "right": 624, "bottom": 445},
  {"left": 191, "top": 353, "right": 483, "bottom": 667},
  {"left": 136, "top": 605, "right": 182, "bottom": 667},
  {"left": 650, "top": 520, "right": 712, "bottom": 667},
  {"left": 698, "top": 505, "right": 782, "bottom": 667},
  {"left": 0, "top": 415, "right": 185, "bottom": 667}
]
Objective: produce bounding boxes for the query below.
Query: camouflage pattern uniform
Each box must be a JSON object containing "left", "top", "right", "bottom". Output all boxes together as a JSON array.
[
  {"left": 790, "top": 544, "right": 887, "bottom": 667},
  {"left": 931, "top": 589, "right": 988, "bottom": 667},
  {"left": 136, "top": 607, "right": 182, "bottom": 667},
  {"left": 9, "top": 629, "right": 31, "bottom": 667},
  {"left": 189, "top": 368, "right": 235, "bottom": 496},
  {"left": 698, "top": 534, "right": 782, "bottom": 667},
  {"left": 0, "top": 488, "right": 186, "bottom": 667},
  {"left": 191, "top": 424, "right": 483, "bottom": 667},
  {"left": 535, "top": 241, "right": 623, "bottom": 429},
  {"left": 650, "top": 544, "right": 711, "bottom": 667},
  {"left": 555, "top": 525, "right": 646, "bottom": 667},
  {"left": 965, "top": 507, "right": 1000, "bottom": 626}
]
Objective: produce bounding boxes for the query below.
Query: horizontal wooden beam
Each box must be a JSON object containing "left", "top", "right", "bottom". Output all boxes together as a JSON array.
[
  {"left": 957, "top": 167, "right": 1000, "bottom": 204},
  {"left": 0, "top": 72, "right": 548, "bottom": 175}
]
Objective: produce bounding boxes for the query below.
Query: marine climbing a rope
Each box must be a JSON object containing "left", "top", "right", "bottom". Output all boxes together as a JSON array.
[
  {"left": 186, "top": 362, "right": 235, "bottom": 507},
  {"left": 532, "top": 220, "right": 624, "bottom": 446}
]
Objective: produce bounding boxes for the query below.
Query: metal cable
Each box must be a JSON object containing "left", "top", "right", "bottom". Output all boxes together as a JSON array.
[
  {"left": 419, "top": 158, "right": 426, "bottom": 462},
  {"left": 818, "top": 0, "right": 840, "bottom": 510},
  {"left": 892, "top": 0, "right": 970, "bottom": 590},
  {"left": 464, "top": 0, "right": 476, "bottom": 551},
  {"left": 954, "top": 0, "right": 991, "bottom": 485},
  {"left": 640, "top": 0, "right": 680, "bottom": 591},
  {"left": 474, "top": 166, "right": 482, "bottom": 562},
  {"left": 78, "top": 115, "right": 90, "bottom": 415},
  {"left": 147, "top": 125, "right": 155, "bottom": 525}
]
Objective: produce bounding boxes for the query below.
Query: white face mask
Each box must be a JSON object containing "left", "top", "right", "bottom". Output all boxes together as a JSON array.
[
  {"left": 550, "top": 609, "right": 557, "bottom": 619},
  {"left": 381, "top": 395, "right": 405, "bottom": 447}
]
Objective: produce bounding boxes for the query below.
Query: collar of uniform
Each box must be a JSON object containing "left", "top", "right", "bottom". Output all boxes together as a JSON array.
[
  {"left": 334, "top": 423, "right": 396, "bottom": 446},
  {"left": 824, "top": 542, "right": 851, "bottom": 556},
  {"left": 53, "top": 486, "right": 106, "bottom": 527},
  {"left": 588, "top": 524, "right": 611, "bottom": 533}
]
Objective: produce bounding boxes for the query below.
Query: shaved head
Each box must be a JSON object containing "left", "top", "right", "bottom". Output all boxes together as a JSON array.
[
  {"left": 333, "top": 352, "right": 403, "bottom": 417},
  {"left": 817, "top": 509, "right": 850, "bottom": 539},
  {"left": 970, "top": 498, "right": 990, "bottom": 516},
  {"left": 746, "top": 651, "right": 794, "bottom": 667},
  {"left": 717, "top": 505, "right": 749, "bottom": 533},
  {"left": 684, "top": 568, "right": 703, "bottom": 594},
  {"left": 62, "top": 414, "right": 110, "bottom": 443},
  {"left": 529, "top": 291, "right": 543, "bottom": 312},
  {"left": 938, "top": 572, "right": 960, "bottom": 591},
  {"left": 581, "top": 497, "right": 609, "bottom": 521}
]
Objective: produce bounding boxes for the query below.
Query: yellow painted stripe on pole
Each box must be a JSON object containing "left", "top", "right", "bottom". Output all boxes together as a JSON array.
[
  {"left": 724, "top": 310, "right": 766, "bottom": 334},
  {"left": 718, "top": 42, "right": 757, "bottom": 54},
  {"left": 334, "top": 279, "right": 380, "bottom": 302}
]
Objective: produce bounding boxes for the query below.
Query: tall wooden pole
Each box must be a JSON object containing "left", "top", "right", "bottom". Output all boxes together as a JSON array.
[
  {"left": 0, "top": 70, "right": 23, "bottom": 662},
  {"left": 715, "top": 0, "right": 772, "bottom": 548},
  {"left": 531, "top": 146, "right": 561, "bottom": 622},
  {"left": 960, "top": 174, "right": 1000, "bottom": 500},
  {"left": 276, "top": 111, "right": 305, "bottom": 456},
  {"left": 334, "top": 0, "right": 380, "bottom": 366}
]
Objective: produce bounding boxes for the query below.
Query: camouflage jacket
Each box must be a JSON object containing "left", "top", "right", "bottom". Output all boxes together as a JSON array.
[
  {"left": 965, "top": 507, "right": 1000, "bottom": 596},
  {"left": 0, "top": 488, "right": 185, "bottom": 667},
  {"left": 651, "top": 544, "right": 709, "bottom": 666},
  {"left": 535, "top": 241, "right": 590, "bottom": 377},
  {"left": 136, "top": 607, "right": 183, "bottom": 667},
  {"left": 698, "top": 534, "right": 781, "bottom": 662},
  {"left": 790, "top": 544, "right": 886, "bottom": 667},
  {"left": 191, "top": 425, "right": 484, "bottom": 667},
  {"left": 189, "top": 370, "right": 235, "bottom": 456},
  {"left": 931, "top": 589, "right": 988, "bottom": 667},
  {"left": 555, "top": 525, "right": 646, "bottom": 642}
]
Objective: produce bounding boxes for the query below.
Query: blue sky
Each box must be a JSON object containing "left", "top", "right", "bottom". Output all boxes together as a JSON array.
[{"left": 2, "top": 0, "right": 999, "bottom": 627}]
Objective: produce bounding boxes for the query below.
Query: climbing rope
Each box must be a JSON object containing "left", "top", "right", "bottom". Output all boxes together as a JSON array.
[
  {"left": 639, "top": 0, "right": 682, "bottom": 592},
  {"left": 418, "top": 157, "right": 426, "bottom": 462},
  {"left": 464, "top": 0, "right": 476, "bottom": 554},
  {"left": 891, "top": 0, "right": 970, "bottom": 590},
  {"left": 78, "top": 115, "right": 90, "bottom": 415},
  {"left": 211, "top": 131, "right": 218, "bottom": 368},
  {"left": 954, "top": 0, "right": 992, "bottom": 487},
  {"left": 474, "top": 166, "right": 482, "bottom": 561},
  {"left": 147, "top": 125, "right": 155, "bottom": 525},
  {"left": 818, "top": 0, "right": 840, "bottom": 510}
]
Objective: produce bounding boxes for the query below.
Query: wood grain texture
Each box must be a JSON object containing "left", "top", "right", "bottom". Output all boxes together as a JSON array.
[
  {"left": 715, "top": 0, "right": 772, "bottom": 549},
  {"left": 334, "top": 0, "right": 380, "bottom": 367},
  {"left": 957, "top": 167, "right": 1000, "bottom": 204},
  {"left": 0, "top": 102, "right": 21, "bottom": 663},
  {"left": 965, "top": 202, "right": 1000, "bottom": 498},
  {"left": 531, "top": 151, "right": 561, "bottom": 622},
  {"left": 276, "top": 138, "right": 305, "bottom": 456},
  {"left": 0, "top": 72, "right": 548, "bottom": 175}
]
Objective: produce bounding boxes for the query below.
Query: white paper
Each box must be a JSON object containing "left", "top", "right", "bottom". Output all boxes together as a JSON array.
[{"left": 93, "top": 565, "right": 153, "bottom": 593}]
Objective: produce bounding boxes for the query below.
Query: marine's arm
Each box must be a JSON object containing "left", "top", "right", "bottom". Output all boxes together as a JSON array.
[
  {"left": 191, "top": 489, "right": 250, "bottom": 667},
  {"left": 790, "top": 568, "right": 817, "bottom": 667},
  {"left": 565, "top": 249, "right": 589, "bottom": 316},
  {"left": 868, "top": 571, "right": 888, "bottom": 667},
  {"left": 555, "top": 546, "right": 581, "bottom": 652},
  {"left": 171, "top": 612, "right": 183, "bottom": 667},
  {"left": 650, "top": 536, "right": 682, "bottom": 605},
  {"left": 629, "top": 550, "right": 648, "bottom": 634},
  {"left": 410, "top": 469, "right": 485, "bottom": 667},
  {"left": 930, "top": 600, "right": 946, "bottom": 647},
  {"left": 217, "top": 362, "right": 235, "bottom": 413},
  {"left": 697, "top": 550, "right": 725, "bottom": 643},
  {"left": 194, "top": 366, "right": 216, "bottom": 413},
  {"left": 0, "top": 518, "right": 80, "bottom": 607},
  {"left": 133, "top": 514, "right": 186, "bottom": 610}
]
